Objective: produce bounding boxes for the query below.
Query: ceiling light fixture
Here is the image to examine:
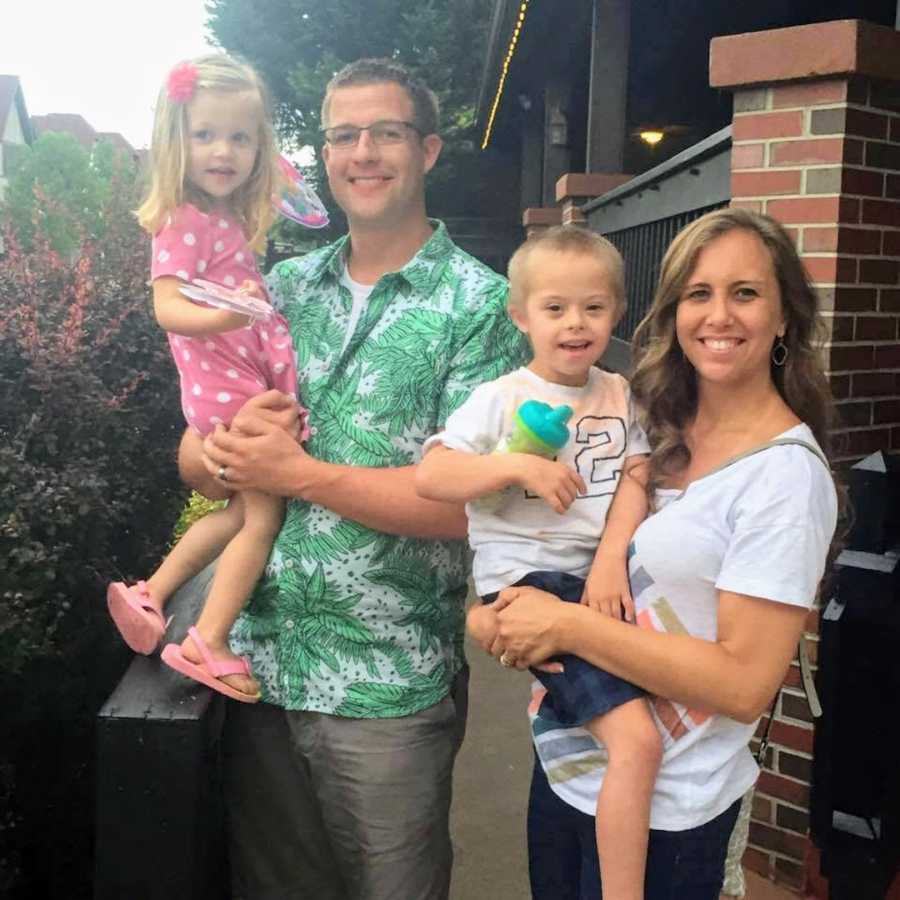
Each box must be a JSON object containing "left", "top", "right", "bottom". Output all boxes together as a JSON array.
[{"left": 639, "top": 129, "right": 665, "bottom": 146}]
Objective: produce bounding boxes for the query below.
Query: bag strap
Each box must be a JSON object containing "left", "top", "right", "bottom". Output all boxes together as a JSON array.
[
  {"left": 704, "top": 436, "right": 830, "bottom": 480},
  {"left": 713, "top": 438, "right": 830, "bottom": 766},
  {"left": 756, "top": 634, "right": 821, "bottom": 764}
]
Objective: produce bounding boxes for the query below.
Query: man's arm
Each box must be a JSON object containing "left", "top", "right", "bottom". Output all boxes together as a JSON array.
[{"left": 190, "top": 392, "right": 468, "bottom": 540}]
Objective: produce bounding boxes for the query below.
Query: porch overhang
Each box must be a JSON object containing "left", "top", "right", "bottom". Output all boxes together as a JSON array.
[
  {"left": 475, "top": 1, "right": 521, "bottom": 141},
  {"left": 475, "top": 0, "right": 593, "bottom": 152}
]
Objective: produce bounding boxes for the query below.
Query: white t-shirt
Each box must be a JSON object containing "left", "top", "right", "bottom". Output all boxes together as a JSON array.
[
  {"left": 531, "top": 423, "right": 838, "bottom": 830},
  {"left": 339, "top": 267, "right": 375, "bottom": 354},
  {"left": 425, "top": 366, "right": 650, "bottom": 594}
]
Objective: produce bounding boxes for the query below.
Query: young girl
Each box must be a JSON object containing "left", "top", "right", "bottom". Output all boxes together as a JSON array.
[{"left": 108, "top": 54, "right": 308, "bottom": 702}]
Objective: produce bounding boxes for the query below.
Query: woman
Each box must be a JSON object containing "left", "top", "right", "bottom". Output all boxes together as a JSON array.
[{"left": 485, "top": 208, "right": 841, "bottom": 899}]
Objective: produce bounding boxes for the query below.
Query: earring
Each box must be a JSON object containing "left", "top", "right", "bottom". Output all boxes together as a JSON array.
[{"left": 772, "top": 337, "right": 788, "bottom": 367}]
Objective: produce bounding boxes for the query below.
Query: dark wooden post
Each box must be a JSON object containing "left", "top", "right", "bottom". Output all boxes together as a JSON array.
[
  {"left": 94, "top": 564, "right": 228, "bottom": 900},
  {"left": 586, "top": 0, "right": 631, "bottom": 174}
]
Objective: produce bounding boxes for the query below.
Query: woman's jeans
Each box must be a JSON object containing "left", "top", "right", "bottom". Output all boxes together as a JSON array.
[{"left": 527, "top": 756, "right": 741, "bottom": 900}]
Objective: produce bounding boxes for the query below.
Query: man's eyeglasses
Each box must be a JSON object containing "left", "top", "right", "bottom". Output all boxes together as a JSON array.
[{"left": 322, "top": 120, "right": 421, "bottom": 149}]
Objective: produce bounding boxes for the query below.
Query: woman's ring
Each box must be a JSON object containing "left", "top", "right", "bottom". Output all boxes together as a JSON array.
[
  {"left": 500, "top": 651, "right": 516, "bottom": 668},
  {"left": 217, "top": 465, "right": 228, "bottom": 482}
]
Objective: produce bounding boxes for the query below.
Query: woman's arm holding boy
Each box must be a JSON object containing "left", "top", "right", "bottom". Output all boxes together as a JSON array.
[{"left": 492, "top": 584, "right": 806, "bottom": 723}]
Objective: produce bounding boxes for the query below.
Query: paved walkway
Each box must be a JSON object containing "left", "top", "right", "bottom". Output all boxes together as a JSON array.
[
  {"left": 449, "top": 634, "right": 798, "bottom": 899},
  {"left": 450, "top": 634, "right": 533, "bottom": 899}
]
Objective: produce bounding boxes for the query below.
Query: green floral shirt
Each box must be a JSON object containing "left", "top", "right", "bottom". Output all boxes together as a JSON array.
[{"left": 230, "top": 221, "right": 529, "bottom": 716}]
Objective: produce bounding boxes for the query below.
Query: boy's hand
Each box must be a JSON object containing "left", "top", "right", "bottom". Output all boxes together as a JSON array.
[
  {"left": 511, "top": 455, "right": 586, "bottom": 515},
  {"left": 467, "top": 603, "right": 499, "bottom": 649},
  {"left": 581, "top": 559, "right": 635, "bottom": 622}
]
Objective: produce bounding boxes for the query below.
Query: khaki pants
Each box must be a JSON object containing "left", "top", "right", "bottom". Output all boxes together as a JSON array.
[{"left": 224, "top": 667, "right": 469, "bottom": 900}]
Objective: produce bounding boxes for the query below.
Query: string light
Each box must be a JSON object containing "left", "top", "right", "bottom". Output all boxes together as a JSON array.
[{"left": 481, "top": 1, "right": 530, "bottom": 150}]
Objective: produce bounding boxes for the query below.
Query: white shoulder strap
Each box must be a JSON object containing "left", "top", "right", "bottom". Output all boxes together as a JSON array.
[{"left": 706, "top": 436, "right": 829, "bottom": 480}]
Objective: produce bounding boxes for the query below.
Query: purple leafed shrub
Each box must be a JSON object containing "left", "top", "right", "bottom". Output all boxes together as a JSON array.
[{"left": 0, "top": 177, "right": 186, "bottom": 896}]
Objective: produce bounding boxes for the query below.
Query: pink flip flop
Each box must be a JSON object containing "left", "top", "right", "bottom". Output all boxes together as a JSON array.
[
  {"left": 160, "top": 627, "right": 261, "bottom": 704},
  {"left": 107, "top": 581, "right": 170, "bottom": 655}
]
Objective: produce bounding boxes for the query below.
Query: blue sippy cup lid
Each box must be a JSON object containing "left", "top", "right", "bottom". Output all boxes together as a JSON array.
[{"left": 517, "top": 401, "right": 573, "bottom": 449}]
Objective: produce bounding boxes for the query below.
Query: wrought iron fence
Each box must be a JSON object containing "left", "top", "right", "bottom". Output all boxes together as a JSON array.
[
  {"left": 584, "top": 125, "right": 733, "bottom": 343},
  {"left": 607, "top": 204, "right": 728, "bottom": 339}
]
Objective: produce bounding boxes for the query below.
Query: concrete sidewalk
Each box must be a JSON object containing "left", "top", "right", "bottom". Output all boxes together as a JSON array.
[
  {"left": 449, "top": 635, "right": 797, "bottom": 900},
  {"left": 450, "top": 634, "right": 533, "bottom": 899}
]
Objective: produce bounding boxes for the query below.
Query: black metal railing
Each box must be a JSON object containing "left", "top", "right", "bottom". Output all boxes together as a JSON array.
[
  {"left": 444, "top": 216, "right": 524, "bottom": 275},
  {"left": 584, "top": 125, "right": 733, "bottom": 343},
  {"left": 606, "top": 206, "right": 727, "bottom": 340}
]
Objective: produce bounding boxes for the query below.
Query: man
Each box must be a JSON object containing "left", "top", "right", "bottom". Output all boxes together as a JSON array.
[{"left": 180, "top": 59, "right": 528, "bottom": 899}]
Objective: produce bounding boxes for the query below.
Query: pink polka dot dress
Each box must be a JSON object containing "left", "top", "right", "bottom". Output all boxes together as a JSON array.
[{"left": 151, "top": 204, "right": 300, "bottom": 436}]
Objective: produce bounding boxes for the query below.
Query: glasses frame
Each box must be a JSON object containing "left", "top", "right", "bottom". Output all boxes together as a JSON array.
[{"left": 322, "top": 119, "right": 423, "bottom": 150}]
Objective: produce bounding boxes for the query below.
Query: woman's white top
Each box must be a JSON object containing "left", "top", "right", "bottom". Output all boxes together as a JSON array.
[{"left": 531, "top": 423, "right": 838, "bottom": 830}]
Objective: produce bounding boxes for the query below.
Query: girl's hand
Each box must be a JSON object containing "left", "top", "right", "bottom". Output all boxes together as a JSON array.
[
  {"left": 511, "top": 455, "right": 586, "bottom": 515},
  {"left": 238, "top": 279, "right": 263, "bottom": 297},
  {"left": 491, "top": 586, "right": 574, "bottom": 670},
  {"left": 581, "top": 561, "right": 635, "bottom": 622}
]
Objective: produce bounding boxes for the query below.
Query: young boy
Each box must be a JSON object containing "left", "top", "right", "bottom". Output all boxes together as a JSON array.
[{"left": 416, "top": 226, "right": 661, "bottom": 900}]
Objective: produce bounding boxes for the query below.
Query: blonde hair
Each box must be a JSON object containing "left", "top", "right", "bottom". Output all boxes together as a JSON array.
[
  {"left": 136, "top": 54, "right": 278, "bottom": 252},
  {"left": 507, "top": 225, "right": 626, "bottom": 308},
  {"left": 630, "top": 207, "right": 838, "bottom": 487}
]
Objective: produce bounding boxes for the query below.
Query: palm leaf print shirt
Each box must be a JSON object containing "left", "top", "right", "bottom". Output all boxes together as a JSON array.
[{"left": 229, "top": 221, "right": 530, "bottom": 716}]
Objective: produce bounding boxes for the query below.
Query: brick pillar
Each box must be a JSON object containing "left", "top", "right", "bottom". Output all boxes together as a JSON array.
[
  {"left": 711, "top": 18, "right": 900, "bottom": 895},
  {"left": 522, "top": 206, "right": 562, "bottom": 238},
  {"left": 555, "top": 172, "right": 633, "bottom": 226}
]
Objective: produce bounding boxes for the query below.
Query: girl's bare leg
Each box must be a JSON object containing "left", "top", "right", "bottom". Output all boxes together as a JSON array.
[
  {"left": 180, "top": 490, "right": 285, "bottom": 696},
  {"left": 145, "top": 498, "right": 245, "bottom": 606},
  {"left": 587, "top": 697, "right": 662, "bottom": 900}
]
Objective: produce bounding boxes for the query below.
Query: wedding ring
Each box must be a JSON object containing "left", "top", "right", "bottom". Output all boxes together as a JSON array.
[
  {"left": 500, "top": 651, "right": 516, "bottom": 668},
  {"left": 217, "top": 465, "right": 228, "bottom": 482}
]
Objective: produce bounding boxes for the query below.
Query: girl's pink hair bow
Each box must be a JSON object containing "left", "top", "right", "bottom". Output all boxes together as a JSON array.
[{"left": 166, "top": 62, "right": 198, "bottom": 103}]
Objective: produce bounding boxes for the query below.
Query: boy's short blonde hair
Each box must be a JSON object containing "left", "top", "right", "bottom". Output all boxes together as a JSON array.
[{"left": 507, "top": 225, "right": 626, "bottom": 308}]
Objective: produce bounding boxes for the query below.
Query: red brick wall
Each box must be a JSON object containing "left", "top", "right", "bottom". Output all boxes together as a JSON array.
[
  {"left": 718, "top": 20, "right": 900, "bottom": 894},
  {"left": 741, "top": 614, "right": 818, "bottom": 889},
  {"left": 730, "top": 77, "right": 900, "bottom": 467}
]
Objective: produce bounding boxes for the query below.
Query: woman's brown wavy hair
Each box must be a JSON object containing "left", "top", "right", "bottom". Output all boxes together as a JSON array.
[{"left": 630, "top": 207, "right": 839, "bottom": 495}]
